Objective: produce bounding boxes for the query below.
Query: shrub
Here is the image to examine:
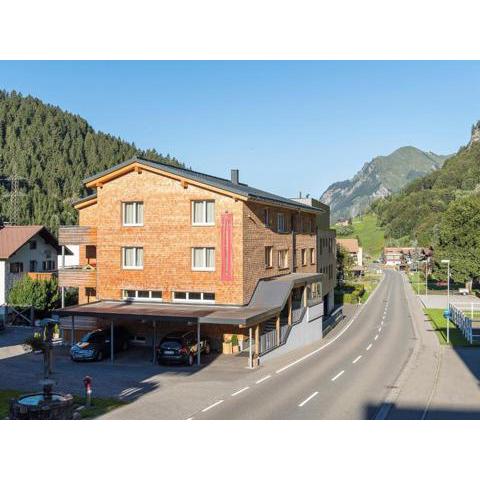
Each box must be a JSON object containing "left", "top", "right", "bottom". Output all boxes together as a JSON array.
[{"left": 24, "top": 332, "right": 45, "bottom": 352}]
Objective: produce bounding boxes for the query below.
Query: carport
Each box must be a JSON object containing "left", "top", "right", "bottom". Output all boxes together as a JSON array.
[{"left": 52, "top": 301, "right": 265, "bottom": 367}]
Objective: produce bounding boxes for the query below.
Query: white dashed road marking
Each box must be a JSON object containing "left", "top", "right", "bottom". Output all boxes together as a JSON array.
[
  {"left": 374, "top": 334, "right": 379, "bottom": 341},
  {"left": 202, "top": 400, "right": 224, "bottom": 412},
  {"left": 256, "top": 375, "right": 271, "bottom": 384},
  {"left": 352, "top": 355, "right": 362, "bottom": 364},
  {"left": 366, "top": 343, "right": 372, "bottom": 351},
  {"left": 298, "top": 391, "right": 319, "bottom": 407},
  {"left": 231, "top": 386, "right": 250, "bottom": 396},
  {"left": 331, "top": 370, "right": 345, "bottom": 381}
]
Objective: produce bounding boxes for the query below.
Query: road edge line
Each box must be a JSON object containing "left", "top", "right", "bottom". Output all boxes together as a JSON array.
[{"left": 275, "top": 272, "right": 386, "bottom": 374}]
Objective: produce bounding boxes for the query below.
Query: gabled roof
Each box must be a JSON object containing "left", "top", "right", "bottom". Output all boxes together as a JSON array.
[
  {"left": 336, "top": 238, "right": 359, "bottom": 253},
  {"left": 0, "top": 225, "right": 64, "bottom": 259},
  {"left": 81, "top": 156, "right": 322, "bottom": 213}
]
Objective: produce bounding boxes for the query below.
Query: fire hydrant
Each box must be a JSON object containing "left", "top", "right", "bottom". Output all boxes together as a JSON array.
[{"left": 83, "top": 376, "right": 92, "bottom": 407}]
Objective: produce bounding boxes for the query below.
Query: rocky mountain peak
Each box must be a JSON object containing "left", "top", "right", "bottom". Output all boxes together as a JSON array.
[{"left": 469, "top": 120, "right": 480, "bottom": 146}]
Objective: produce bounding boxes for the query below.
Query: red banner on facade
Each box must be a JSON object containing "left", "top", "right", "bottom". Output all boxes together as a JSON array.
[{"left": 221, "top": 212, "right": 233, "bottom": 281}]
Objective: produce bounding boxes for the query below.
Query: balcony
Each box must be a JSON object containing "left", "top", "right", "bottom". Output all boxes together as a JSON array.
[
  {"left": 27, "top": 272, "right": 56, "bottom": 281},
  {"left": 58, "top": 266, "right": 96, "bottom": 288},
  {"left": 58, "top": 226, "right": 97, "bottom": 245}
]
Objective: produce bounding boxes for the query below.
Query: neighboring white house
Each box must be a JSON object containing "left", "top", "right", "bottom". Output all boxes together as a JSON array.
[{"left": 0, "top": 225, "right": 65, "bottom": 312}]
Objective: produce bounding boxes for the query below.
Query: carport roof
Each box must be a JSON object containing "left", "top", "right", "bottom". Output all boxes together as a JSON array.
[
  {"left": 53, "top": 272, "right": 323, "bottom": 327},
  {"left": 52, "top": 300, "right": 277, "bottom": 326}
]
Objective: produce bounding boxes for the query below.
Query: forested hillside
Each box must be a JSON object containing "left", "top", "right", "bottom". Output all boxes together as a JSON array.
[
  {"left": 372, "top": 130, "right": 480, "bottom": 246},
  {"left": 0, "top": 91, "right": 180, "bottom": 232}
]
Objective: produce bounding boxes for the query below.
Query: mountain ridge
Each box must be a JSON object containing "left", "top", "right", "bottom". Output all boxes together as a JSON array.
[{"left": 320, "top": 146, "right": 451, "bottom": 223}]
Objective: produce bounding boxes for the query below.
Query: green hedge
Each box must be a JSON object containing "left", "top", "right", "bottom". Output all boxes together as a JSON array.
[{"left": 335, "top": 283, "right": 366, "bottom": 304}]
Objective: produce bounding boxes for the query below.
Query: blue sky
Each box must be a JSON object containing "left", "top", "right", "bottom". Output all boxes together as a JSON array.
[{"left": 1, "top": 61, "right": 480, "bottom": 197}]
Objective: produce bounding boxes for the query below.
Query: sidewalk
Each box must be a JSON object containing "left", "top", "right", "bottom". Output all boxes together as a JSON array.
[{"left": 385, "top": 274, "right": 480, "bottom": 419}]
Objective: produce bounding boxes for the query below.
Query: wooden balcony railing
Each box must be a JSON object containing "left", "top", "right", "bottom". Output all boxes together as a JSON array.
[
  {"left": 27, "top": 272, "right": 56, "bottom": 281},
  {"left": 58, "top": 266, "right": 97, "bottom": 288},
  {"left": 58, "top": 226, "right": 97, "bottom": 245}
]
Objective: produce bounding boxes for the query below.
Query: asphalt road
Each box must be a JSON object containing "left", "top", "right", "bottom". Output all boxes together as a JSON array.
[{"left": 194, "top": 270, "right": 415, "bottom": 419}]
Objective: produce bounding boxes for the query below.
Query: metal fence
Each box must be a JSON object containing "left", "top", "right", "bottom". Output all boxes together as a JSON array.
[
  {"left": 259, "top": 329, "right": 278, "bottom": 354},
  {"left": 449, "top": 303, "right": 480, "bottom": 344}
]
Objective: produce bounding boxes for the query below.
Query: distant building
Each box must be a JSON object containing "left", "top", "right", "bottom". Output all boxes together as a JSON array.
[
  {"left": 382, "top": 247, "right": 432, "bottom": 268},
  {"left": 337, "top": 238, "right": 363, "bottom": 267}
]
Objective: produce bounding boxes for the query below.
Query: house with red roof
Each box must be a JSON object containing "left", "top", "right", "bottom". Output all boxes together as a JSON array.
[{"left": 0, "top": 225, "right": 64, "bottom": 309}]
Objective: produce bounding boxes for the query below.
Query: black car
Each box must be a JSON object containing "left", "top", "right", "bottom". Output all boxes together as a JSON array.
[
  {"left": 156, "top": 330, "right": 211, "bottom": 366},
  {"left": 70, "top": 326, "right": 130, "bottom": 361}
]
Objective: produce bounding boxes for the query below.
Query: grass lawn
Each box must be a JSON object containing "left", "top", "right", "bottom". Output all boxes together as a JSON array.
[
  {"left": 424, "top": 308, "right": 472, "bottom": 347},
  {"left": 336, "top": 214, "right": 385, "bottom": 259},
  {"left": 409, "top": 271, "right": 427, "bottom": 295},
  {"left": 0, "top": 389, "right": 126, "bottom": 419}
]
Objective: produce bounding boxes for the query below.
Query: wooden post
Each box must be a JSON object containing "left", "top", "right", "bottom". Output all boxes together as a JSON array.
[
  {"left": 255, "top": 323, "right": 260, "bottom": 357},
  {"left": 276, "top": 314, "right": 281, "bottom": 345},
  {"left": 288, "top": 293, "right": 292, "bottom": 326}
]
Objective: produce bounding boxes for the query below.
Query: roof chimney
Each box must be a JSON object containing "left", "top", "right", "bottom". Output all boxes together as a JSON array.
[{"left": 231, "top": 169, "right": 239, "bottom": 185}]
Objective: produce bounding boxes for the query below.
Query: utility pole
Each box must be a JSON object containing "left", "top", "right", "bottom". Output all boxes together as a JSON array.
[
  {"left": 0, "top": 164, "right": 26, "bottom": 225},
  {"left": 9, "top": 166, "right": 20, "bottom": 225},
  {"left": 441, "top": 259, "right": 451, "bottom": 344}
]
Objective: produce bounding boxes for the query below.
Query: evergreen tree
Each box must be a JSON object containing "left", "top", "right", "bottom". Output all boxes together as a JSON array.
[{"left": 0, "top": 90, "right": 182, "bottom": 232}]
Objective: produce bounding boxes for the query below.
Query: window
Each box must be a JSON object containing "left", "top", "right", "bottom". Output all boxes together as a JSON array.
[
  {"left": 192, "top": 247, "right": 215, "bottom": 271},
  {"left": 173, "top": 291, "right": 215, "bottom": 304},
  {"left": 277, "top": 213, "right": 287, "bottom": 233},
  {"left": 29, "top": 260, "right": 37, "bottom": 272},
  {"left": 192, "top": 200, "right": 215, "bottom": 225},
  {"left": 122, "top": 247, "right": 144, "bottom": 269},
  {"left": 263, "top": 208, "right": 270, "bottom": 227},
  {"left": 123, "top": 202, "right": 144, "bottom": 226},
  {"left": 265, "top": 246, "right": 273, "bottom": 268},
  {"left": 42, "top": 260, "right": 55, "bottom": 271},
  {"left": 301, "top": 248, "right": 307, "bottom": 266},
  {"left": 122, "top": 289, "right": 162, "bottom": 301},
  {"left": 310, "top": 248, "right": 316, "bottom": 265},
  {"left": 85, "top": 287, "right": 96, "bottom": 298},
  {"left": 278, "top": 249, "right": 288, "bottom": 269},
  {"left": 10, "top": 262, "right": 23, "bottom": 273},
  {"left": 310, "top": 281, "right": 322, "bottom": 301},
  {"left": 29, "top": 240, "right": 37, "bottom": 250}
]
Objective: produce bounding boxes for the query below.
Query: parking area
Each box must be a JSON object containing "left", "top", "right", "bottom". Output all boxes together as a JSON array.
[{"left": 0, "top": 326, "right": 253, "bottom": 405}]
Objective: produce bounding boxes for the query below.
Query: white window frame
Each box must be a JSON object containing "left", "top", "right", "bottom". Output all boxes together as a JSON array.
[
  {"left": 310, "top": 248, "right": 316, "bottom": 265},
  {"left": 122, "top": 246, "right": 144, "bottom": 270},
  {"left": 264, "top": 208, "right": 270, "bottom": 227},
  {"left": 301, "top": 248, "right": 307, "bottom": 266},
  {"left": 192, "top": 200, "right": 215, "bottom": 226},
  {"left": 123, "top": 202, "right": 144, "bottom": 227},
  {"left": 192, "top": 247, "right": 215, "bottom": 271},
  {"left": 172, "top": 291, "right": 216, "bottom": 304},
  {"left": 122, "top": 289, "right": 162, "bottom": 302},
  {"left": 278, "top": 249, "right": 289, "bottom": 269},
  {"left": 265, "top": 246, "right": 273, "bottom": 268},
  {"left": 277, "top": 213, "right": 287, "bottom": 233}
]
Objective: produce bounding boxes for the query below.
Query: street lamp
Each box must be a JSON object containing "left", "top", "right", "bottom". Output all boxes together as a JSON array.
[{"left": 441, "top": 259, "right": 450, "bottom": 344}]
